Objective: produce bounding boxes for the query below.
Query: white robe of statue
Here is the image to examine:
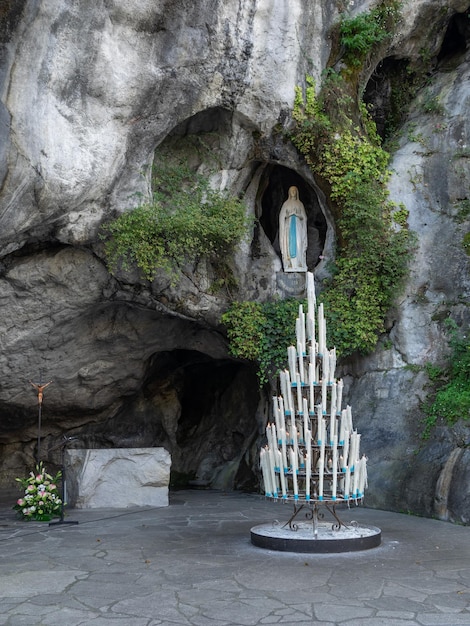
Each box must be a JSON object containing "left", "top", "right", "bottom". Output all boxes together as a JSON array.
[{"left": 279, "top": 186, "right": 308, "bottom": 272}]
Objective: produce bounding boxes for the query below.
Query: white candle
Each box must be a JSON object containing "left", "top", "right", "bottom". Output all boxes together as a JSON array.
[
  {"left": 303, "top": 398, "right": 309, "bottom": 440},
  {"left": 268, "top": 448, "right": 278, "bottom": 498},
  {"left": 322, "top": 349, "right": 329, "bottom": 386},
  {"left": 278, "top": 397, "right": 286, "bottom": 434},
  {"left": 298, "top": 344, "right": 305, "bottom": 384},
  {"left": 299, "top": 304, "right": 306, "bottom": 356},
  {"left": 309, "top": 374, "right": 315, "bottom": 415},
  {"left": 332, "top": 436, "right": 338, "bottom": 499},
  {"left": 280, "top": 371, "right": 288, "bottom": 405},
  {"left": 357, "top": 455, "right": 368, "bottom": 497},
  {"left": 305, "top": 429, "right": 312, "bottom": 499},
  {"left": 318, "top": 458, "right": 324, "bottom": 499},
  {"left": 272, "top": 397, "right": 281, "bottom": 440},
  {"left": 279, "top": 428, "right": 288, "bottom": 472},
  {"left": 287, "top": 346, "right": 297, "bottom": 383},
  {"left": 286, "top": 371, "right": 294, "bottom": 415},
  {"left": 339, "top": 409, "right": 346, "bottom": 445},
  {"left": 344, "top": 466, "right": 351, "bottom": 500},
  {"left": 346, "top": 404, "right": 353, "bottom": 432},
  {"left": 316, "top": 405, "right": 323, "bottom": 445},
  {"left": 292, "top": 421, "right": 299, "bottom": 465},
  {"left": 342, "top": 431, "right": 350, "bottom": 471},
  {"left": 329, "top": 411, "right": 335, "bottom": 447},
  {"left": 289, "top": 448, "right": 298, "bottom": 497},
  {"left": 260, "top": 448, "right": 272, "bottom": 496},
  {"left": 317, "top": 303, "right": 324, "bottom": 355},
  {"left": 330, "top": 381, "right": 337, "bottom": 422},
  {"left": 296, "top": 373, "right": 302, "bottom": 415},
  {"left": 278, "top": 449, "right": 287, "bottom": 498},
  {"left": 336, "top": 379, "right": 343, "bottom": 415},
  {"left": 321, "top": 376, "right": 327, "bottom": 414},
  {"left": 352, "top": 458, "right": 359, "bottom": 498},
  {"left": 320, "top": 419, "right": 326, "bottom": 467},
  {"left": 329, "top": 347, "right": 337, "bottom": 382},
  {"left": 307, "top": 271, "right": 316, "bottom": 313}
]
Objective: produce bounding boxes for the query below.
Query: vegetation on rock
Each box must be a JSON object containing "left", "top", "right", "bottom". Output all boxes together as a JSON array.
[
  {"left": 422, "top": 319, "right": 470, "bottom": 439},
  {"left": 102, "top": 160, "right": 249, "bottom": 282}
]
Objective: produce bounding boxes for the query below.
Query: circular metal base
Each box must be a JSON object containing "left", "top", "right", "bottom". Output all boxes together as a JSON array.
[{"left": 251, "top": 522, "right": 381, "bottom": 553}]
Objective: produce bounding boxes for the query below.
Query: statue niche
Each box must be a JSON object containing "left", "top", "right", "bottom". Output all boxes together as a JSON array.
[{"left": 279, "top": 186, "right": 308, "bottom": 273}]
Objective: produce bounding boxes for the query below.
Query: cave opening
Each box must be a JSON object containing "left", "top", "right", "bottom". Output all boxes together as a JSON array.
[
  {"left": 97, "top": 349, "right": 262, "bottom": 492},
  {"left": 363, "top": 57, "right": 417, "bottom": 142},
  {"left": 258, "top": 164, "right": 327, "bottom": 270},
  {"left": 437, "top": 7, "right": 470, "bottom": 64}
]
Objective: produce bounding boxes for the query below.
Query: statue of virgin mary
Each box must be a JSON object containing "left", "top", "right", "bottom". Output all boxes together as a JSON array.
[{"left": 279, "top": 186, "right": 308, "bottom": 272}]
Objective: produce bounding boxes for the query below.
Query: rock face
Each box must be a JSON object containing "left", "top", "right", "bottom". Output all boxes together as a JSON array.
[{"left": 0, "top": 1, "right": 469, "bottom": 522}]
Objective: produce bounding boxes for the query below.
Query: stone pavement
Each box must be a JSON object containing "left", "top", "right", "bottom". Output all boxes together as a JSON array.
[{"left": 0, "top": 490, "right": 469, "bottom": 625}]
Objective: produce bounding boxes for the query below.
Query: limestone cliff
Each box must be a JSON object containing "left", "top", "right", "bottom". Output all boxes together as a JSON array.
[{"left": 0, "top": 0, "right": 468, "bottom": 522}]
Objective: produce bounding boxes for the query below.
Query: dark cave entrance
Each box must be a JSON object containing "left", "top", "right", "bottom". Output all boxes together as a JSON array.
[
  {"left": 101, "top": 349, "right": 262, "bottom": 492},
  {"left": 258, "top": 164, "right": 327, "bottom": 270}
]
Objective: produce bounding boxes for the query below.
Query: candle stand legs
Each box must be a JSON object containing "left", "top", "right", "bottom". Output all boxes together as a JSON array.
[{"left": 282, "top": 501, "right": 347, "bottom": 536}]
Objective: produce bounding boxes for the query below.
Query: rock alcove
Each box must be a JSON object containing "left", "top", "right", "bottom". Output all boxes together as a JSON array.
[{"left": 257, "top": 164, "right": 327, "bottom": 271}]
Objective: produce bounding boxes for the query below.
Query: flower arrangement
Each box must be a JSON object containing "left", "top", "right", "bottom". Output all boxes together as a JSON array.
[{"left": 13, "top": 463, "right": 62, "bottom": 521}]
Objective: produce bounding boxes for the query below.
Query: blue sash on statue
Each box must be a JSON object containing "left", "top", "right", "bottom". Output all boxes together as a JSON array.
[{"left": 289, "top": 215, "right": 297, "bottom": 258}]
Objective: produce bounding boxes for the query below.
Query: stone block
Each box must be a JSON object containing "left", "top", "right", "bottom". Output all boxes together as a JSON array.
[{"left": 65, "top": 448, "right": 171, "bottom": 508}]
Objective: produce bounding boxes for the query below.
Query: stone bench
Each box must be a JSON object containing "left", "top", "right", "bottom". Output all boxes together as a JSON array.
[{"left": 65, "top": 448, "right": 170, "bottom": 508}]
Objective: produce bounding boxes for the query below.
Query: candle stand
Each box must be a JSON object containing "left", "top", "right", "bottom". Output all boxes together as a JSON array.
[{"left": 251, "top": 272, "right": 381, "bottom": 553}]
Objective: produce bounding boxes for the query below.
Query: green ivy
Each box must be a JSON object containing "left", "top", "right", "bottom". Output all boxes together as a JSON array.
[
  {"left": 101, "top": 160, "right": 249, "bottom": 282},
  {"left": 422, "top": 319, "right": 470, "bottom": 439},
  {"left": 221, "top": 299, "right": 305, "bottom": 386},
  {"left": 291, "top": 68, "right": 413, "bottom": 356},
  {"left": 339, "top": 1, "right": 402, "bottom": 68}
]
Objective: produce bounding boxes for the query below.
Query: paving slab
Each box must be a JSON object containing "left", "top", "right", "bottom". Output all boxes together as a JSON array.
[{"left": 0, "top": 490, "right": 469, "bottom": 625}]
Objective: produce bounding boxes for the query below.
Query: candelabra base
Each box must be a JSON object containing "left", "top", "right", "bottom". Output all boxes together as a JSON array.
[{"left": 251, "top": 521, "right": 381, "bottom": 553}]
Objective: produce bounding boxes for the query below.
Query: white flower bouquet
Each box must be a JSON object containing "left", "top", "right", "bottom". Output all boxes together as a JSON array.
[{"left": 14, "top": 463, "right": 62, "bottom": 521}]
